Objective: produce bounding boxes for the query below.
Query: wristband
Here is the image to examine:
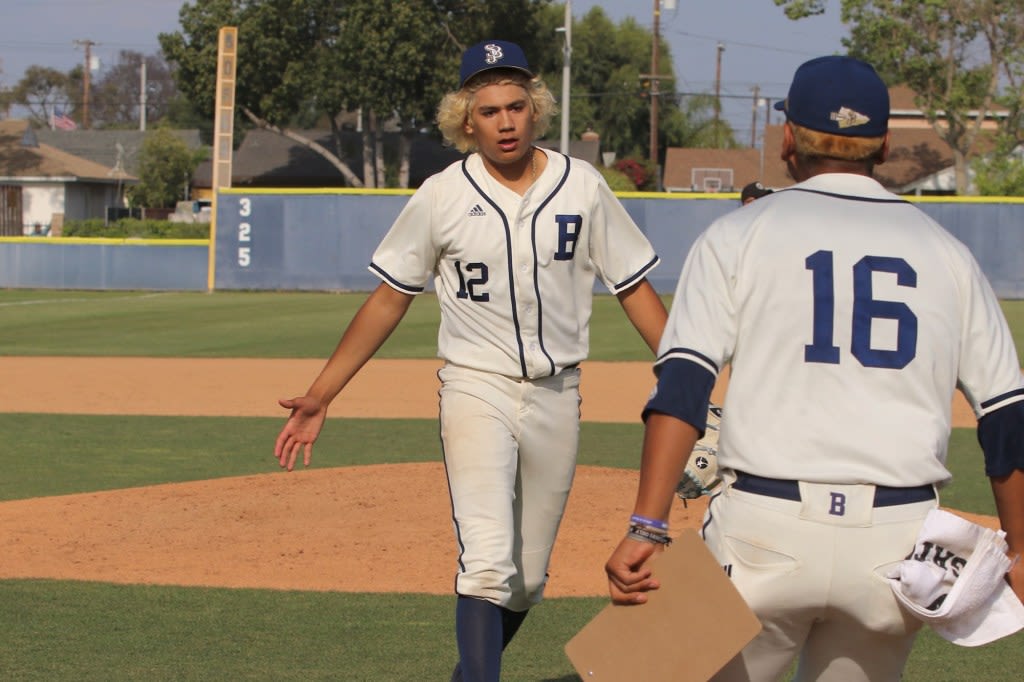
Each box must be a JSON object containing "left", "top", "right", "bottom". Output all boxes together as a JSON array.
[
  {"left": 630, "top": 514, "right": 668, "bottom": 531},
  {"left": 627, "top": 524, "right": 672, "bottom": 546}
]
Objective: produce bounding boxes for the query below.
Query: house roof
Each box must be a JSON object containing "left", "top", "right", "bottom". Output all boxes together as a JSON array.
[
  {"left": 193, "top": 127, "right": 467, "bottom": 189},
  {"left": 661, "top": 148, "right": 763, "bottom": 192},
  {"left": 36, "top": 127, "right": 203, "bottom": 177},
  {"left": 535, "top": 138, "right": 601, "bottom": 167},
  {"left": 193, "top": 128, "right": 597, "bottom": 189},
  {"left": 888, "top": 83, "right": 1009, "bottom": 126},
  {"left": 664, "top": 84, "right": 1002, "bottom": 196},
  {"left": 0, "top": 119, "right": 135, "bottom": 183},
  {"left": 758, "top": 123, "right": 996, "bottom": 193}
]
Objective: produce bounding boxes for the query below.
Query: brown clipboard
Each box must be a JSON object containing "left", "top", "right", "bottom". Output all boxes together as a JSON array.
[{"left": 565, "top": 529, "right": 761, "bottom": 681}]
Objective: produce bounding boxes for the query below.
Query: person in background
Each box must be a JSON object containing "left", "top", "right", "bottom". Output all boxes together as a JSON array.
[{"left": 740, "top": 180, "right": 773, "bottom": 205}]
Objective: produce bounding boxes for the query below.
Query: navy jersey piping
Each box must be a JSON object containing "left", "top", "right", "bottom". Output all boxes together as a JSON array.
[
  {"left": 530, "top": 153, "right": 573, "bottom": 376},
  {"left": 656, "top": 346, "right": 720, "bottom": 373},
  {"left": 462, "top": 157, "right": 528, "bottom": 377},
  {"left": 369, "top": 262, "right": 424, "bottom": 293},
  {"left": 779, "top": 187, "right": 912, "bottom": 204},
  {"left": 981, "top": 387, "right": 1024, "bottom": 410},
  {"left": 436, "top": 367, "right": 467, "bottom": 575},
  {"left": 615, "top": 255, "right": 659, "bottom": 292}
]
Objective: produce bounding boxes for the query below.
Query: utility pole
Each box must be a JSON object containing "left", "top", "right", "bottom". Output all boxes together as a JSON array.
[
  {"left": 74, "top": 39, "right": 96, "bottom": 129},
  {"left": 750, "top": 85, "right": 760, "bottom": 148},
  {"left": 714, "top": 42, "right": 725, "bottom": 147},
  {"left": 139, "top": 60, "right": 147, "bottom": 131},
  {"left": 559, "top": 0, "right": 572, "bottom": 155},
  {"left": 649, "top": 0, "right": 660, "bottom": 167}
]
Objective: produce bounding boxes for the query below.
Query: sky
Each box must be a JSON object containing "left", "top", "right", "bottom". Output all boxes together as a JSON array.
[{"left": 0, "top": 0, "right": 849, "bottom": 145}]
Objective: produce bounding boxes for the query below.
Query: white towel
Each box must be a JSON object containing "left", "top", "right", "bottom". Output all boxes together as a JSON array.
[{"left": 887, "top": 508, "right": 1024, "bottom": 646}]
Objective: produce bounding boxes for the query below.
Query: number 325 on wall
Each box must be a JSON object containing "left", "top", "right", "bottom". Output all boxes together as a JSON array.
[{"left": 237, "top": 197, "right": 252, "bottom": 267}]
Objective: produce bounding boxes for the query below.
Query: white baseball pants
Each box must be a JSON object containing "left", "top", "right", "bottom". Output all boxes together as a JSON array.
[
  {"left": 438, "top": 363, "right": 581, "bottom": 612},
  {"left": 705, "top": 477, "right": 937, "bottom": 681}
]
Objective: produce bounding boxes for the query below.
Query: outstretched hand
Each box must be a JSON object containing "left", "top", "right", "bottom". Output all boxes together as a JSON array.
[
  {"left": 605, "top": 536, "right": 662, "bottom": 605},
  {"left": 274, "top": 395, "right": 327, "bottom": 471}
]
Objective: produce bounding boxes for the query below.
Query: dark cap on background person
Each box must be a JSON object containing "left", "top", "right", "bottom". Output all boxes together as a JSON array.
[
  {"left": 740, "top": 181, "right": 773, "bottom": 204},
  {"left": 459, "top": 40, "right": 534, "bottom": 88},
  {"left": 773, "top": 55, "right": 889, "bottom": 137}
]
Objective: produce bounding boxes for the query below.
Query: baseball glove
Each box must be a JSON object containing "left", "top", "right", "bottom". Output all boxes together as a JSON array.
[{"left": 676, "top": 405, "right": 723, "bottom": 500}]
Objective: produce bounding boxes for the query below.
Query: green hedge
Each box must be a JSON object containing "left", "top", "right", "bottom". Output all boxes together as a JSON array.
[
  {"left": 598, "top": 166, "right": 638, "bottom": 192},
  {"left": 62, "top": 218, "right": 210, "bottom": 240}
]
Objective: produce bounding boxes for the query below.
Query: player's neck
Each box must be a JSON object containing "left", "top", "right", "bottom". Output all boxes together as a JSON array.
[
  {"left": 481, "top": 147, "right": 541, "bottom": 195},
  {"left": 792, "top": 156, "right": 876, "bottom": 182}
]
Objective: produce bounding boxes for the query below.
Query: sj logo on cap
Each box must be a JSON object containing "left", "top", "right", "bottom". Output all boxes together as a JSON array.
[
  {"left": 484, "top": 44, "right": 504, "bottom": 64},
  {"left": 831, "top": 106, "right": 870, "bottom": 129}
]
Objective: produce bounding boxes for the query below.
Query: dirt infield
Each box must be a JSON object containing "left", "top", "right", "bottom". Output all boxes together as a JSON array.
[{"left": 0, "top": 357, "right": 992, "bottom": 596}]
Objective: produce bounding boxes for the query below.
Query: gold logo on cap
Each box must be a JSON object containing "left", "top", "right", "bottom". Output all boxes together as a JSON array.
[{"left": 830, "top": 106, "right": 870, "bottom": 128}]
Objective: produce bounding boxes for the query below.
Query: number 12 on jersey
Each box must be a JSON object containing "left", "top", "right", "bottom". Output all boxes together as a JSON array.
[{"left": 805, "top": 250, "right": 918, "bottom": 370}]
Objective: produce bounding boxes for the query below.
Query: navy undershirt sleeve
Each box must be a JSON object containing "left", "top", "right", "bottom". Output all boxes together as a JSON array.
[
  {"left": 977, "top": 401, "right": 1024, "bottom": 477},
  {"left": 642, "top": 358, "right": 717, "bottom": 436}
]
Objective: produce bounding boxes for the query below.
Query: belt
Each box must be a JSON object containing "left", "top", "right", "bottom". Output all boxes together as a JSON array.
[{"left": 732, "top": 472, "right": 935, "bottom": 508}]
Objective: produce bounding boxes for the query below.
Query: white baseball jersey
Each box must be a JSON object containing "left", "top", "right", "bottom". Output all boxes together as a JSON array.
[
  {"left": 371, "top": 149, "right": 659, "bottom": 379},
  {"left": 653, "top": 173, "right": 1024, "bottom": 487}
]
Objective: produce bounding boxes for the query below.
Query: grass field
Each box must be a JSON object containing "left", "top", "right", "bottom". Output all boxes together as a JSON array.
[{"left": 1, "top": 290, "right": 1022, "bottom": 681}]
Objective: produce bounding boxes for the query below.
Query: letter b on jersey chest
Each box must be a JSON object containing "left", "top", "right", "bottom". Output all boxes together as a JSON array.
[{"left": 554, "top": 214, "right": 582, "bottom": 261}]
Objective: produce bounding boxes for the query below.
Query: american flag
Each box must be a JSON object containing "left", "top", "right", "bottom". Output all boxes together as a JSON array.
[{"left": 51, "top": 109, "right": 77, "bottom": 131}]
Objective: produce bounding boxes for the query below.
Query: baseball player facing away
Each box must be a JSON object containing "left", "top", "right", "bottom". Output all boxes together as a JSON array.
[
  {"left": 273, "top": 40, "right": 668, "bottom": 681},
  {"left": 605, "top": 55, "right": 1024, "bottom": 681}
]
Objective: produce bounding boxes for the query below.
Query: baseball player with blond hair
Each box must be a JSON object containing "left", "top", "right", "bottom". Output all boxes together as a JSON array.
[
  {"left": 605, "top": 55, "right": 1024, "bottom": 680},
  {"left": 274, "top": 39, "right": 667, "bottom": 681}
]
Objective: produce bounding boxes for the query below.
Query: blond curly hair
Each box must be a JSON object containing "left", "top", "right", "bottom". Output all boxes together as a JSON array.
[
  {"left": 436, "top": 70, "right": 557, "bottom": 153},
  {"left": 790, "top": 122, "right": 886, "bottom": 163}
]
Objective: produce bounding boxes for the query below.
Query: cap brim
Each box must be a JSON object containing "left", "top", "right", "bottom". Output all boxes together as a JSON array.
[
  {"left": 773, "top": 100, "right": 786, "bottom": 111},
  {"left": 461, "top": 66, "right": 534, "bottom": 88}
]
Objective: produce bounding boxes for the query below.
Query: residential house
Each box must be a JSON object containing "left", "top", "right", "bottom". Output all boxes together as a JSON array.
[
  {"left": 662, "top": 148, "right": 763, "bottom": 193},
  {"left": 191, "top": 127, "right": 601, "bottom": 193},
  {"left": 664, "top": 85, "right": 1003, "bottom": 196},
  {"left": 36, "top": 127, "right": 204, "bottom": 179},
  {"left": 191, "top": 128, "right": 464, "bottom": 193},
  {"left": 0, "top": 120, "right": 137, "bottom": 236}
]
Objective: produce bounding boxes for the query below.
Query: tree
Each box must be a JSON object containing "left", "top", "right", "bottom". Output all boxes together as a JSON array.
[
  {"left": 773, "top": 0, "right": 828, "bottom": 19},
  {"left": 129, "top": 127, "right": 204, "bottom": 208},
  {"left": 973, "top": 137, "right": 1024, "bottom": 195},
  {"left": 160, "top": 0, "right": 550, "bottom": 188},
  {"left": 775, "top": 0, "right": 1024, "bottom": 195},
  {"left": 533, "top": 5, "right": 730, "bottom": 165},
  {"left": 89, "top": 51, "right": 178, "bottom": 129},
  {"left": 9, "top": 66, "right": 76, "bottom": 128}
]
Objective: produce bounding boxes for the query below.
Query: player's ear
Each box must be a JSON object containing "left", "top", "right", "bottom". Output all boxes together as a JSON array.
[
  {"left": 874, "top": 132, "right": 891, "bottom": 165},
  {"left": 781, "top": 123, "right": 796, "bottom": 162}
]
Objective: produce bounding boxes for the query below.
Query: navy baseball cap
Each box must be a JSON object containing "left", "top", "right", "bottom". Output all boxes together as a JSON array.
[
  {"left": 740, "top": 181, "right": 773, "bottom": 202},
  {"left": 774, "top": 55, "right": 889, "bottom": 137},
  {"left": 459, "top": 40, "right": 534, "bottom": 88}
]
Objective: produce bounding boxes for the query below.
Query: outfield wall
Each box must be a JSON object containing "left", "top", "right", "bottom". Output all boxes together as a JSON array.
[
  {"left": 0, "top": 238, "right": 208, "bottom": 291},
  {"left": 2, "top": 190, "right": 1023, "bottom": 297}
]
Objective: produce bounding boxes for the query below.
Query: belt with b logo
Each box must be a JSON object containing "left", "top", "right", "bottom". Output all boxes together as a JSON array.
[{"left": 732, "top": 472, "right": 935, "bottom": 508}]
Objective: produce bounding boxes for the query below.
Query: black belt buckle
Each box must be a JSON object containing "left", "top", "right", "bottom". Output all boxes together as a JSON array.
[{"left": 733, "top": 472, "right": 934, "bottom": 507}]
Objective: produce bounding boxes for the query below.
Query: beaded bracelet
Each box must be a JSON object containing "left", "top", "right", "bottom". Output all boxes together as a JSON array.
[
  {"left": 627, "top": 524, "right": 672, "bottom": 546},
  {"left": 629, "top": 513, "right": 668, "bottom": 531}
]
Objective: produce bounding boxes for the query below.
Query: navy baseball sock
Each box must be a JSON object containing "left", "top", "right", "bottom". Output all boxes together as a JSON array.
[{"left": 450, "top": 598, "right": 530, "bottom": 682}]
